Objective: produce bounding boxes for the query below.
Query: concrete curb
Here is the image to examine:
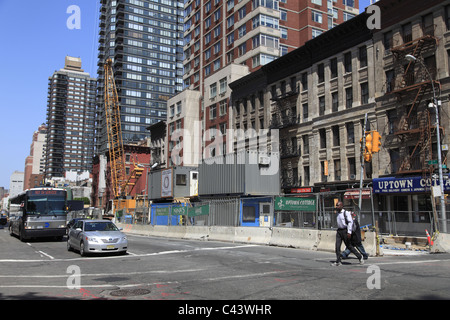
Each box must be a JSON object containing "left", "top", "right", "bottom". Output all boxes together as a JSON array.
[{"left": 116, "top": 223, "right": 380, "bottom": 255}]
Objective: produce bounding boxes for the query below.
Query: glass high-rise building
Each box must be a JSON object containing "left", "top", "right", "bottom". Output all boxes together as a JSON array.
[
  {"left": 95, "top": 0, "right": 185, "bottom": 155},
  {"left": 45, "top": 56, "right": 96, "bottom": 179}
]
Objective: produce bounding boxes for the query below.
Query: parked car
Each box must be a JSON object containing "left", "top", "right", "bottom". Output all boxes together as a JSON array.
[{"left": 67, "top": 220, "right": 128, "bottom": 256}]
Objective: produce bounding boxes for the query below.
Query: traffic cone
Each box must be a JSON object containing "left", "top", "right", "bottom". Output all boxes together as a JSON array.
[{"left": 426, "top": 229, "right": 433, "bottom": 246}]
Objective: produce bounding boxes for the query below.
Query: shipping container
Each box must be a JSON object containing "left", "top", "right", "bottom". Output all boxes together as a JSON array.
[{"left": 198, "top": 151, "right": 280, "bottom": 196}]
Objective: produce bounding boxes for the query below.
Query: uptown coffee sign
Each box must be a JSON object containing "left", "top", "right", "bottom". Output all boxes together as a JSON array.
[{"left": 374, "top": 176, "right": 450, "bottom": 194}]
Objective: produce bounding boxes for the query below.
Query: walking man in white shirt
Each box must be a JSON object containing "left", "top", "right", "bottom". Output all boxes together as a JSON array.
[{"left": 331, "top": 201, "right": 364, "bottom": 266}]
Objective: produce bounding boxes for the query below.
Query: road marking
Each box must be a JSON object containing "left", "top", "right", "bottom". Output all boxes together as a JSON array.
[
  {"left": 37, "top": 251, "right": 55, "bottom": 260},
  {"left": 0, "top": 268, "right": 207, "bottom": 279},
  {"left": 0, "top": 244, "right": 258, "bottom": 263}
]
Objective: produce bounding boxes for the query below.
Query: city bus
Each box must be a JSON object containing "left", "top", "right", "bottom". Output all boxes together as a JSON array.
[{"left": 9, "top": 187, "right": 69, "bottom": 241}]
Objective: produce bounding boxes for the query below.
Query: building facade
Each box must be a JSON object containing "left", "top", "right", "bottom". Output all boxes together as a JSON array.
[
  {"left": 167, "top": 0, "right": 360, "bottom": 167},
  {"left": 24, "top": 124, "right": 47, "bottom": 190},
  {"left": 95, "top": 0, "right": 185, "bottom": 156},
  {"left": 44, "top": 56, "right": 96, "bottom": 180},
  {"left": 229, "top": 0, "right": 450, "bottom": 234}
]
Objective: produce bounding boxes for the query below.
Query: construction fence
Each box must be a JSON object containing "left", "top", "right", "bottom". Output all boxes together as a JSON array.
[{"left": 119, "top": 190, "right": 449, "bottom": 236}]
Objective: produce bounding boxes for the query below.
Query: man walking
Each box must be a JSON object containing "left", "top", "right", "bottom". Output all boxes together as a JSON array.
[{"left": 331, "top": 201, "right": 364, "bottom": 266}]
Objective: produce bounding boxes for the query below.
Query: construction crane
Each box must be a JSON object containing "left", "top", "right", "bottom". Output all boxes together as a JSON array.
[{"left": 104, "top": 58, "right": 144, "bottom": 214}]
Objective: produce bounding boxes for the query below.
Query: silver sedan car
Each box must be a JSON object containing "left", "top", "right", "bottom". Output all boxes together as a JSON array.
[{"left": 67, "top": 220, "right": 128, "bottom": 256}]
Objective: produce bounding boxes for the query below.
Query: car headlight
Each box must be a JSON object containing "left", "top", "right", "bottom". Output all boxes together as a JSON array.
[{"left": 86, "top": 236, "right": 98, "bottom": 243}]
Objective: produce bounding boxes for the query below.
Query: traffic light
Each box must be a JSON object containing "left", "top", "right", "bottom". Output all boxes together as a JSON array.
[
  {"left": 372, "top": 131, "right": 381, "bottom": 153},
  {"left": 364, "top": 132, "right": 372, "bottom": 162}
]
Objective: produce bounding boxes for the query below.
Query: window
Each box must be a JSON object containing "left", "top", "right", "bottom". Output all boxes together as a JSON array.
[
  {"left": 344, "top": 52, "right": 352, "bottom": 73},
  {"left": 348, "top": 157, "right": 356, "bottom": 179},
  {"left": 346, "top": 122, "right": 354, "bottom": 144},
  {"left": 302, "top": 103, "right": 308, "bottom": 122},
  {"left": 210, "top": 83, "right": 217, "bottom": 98},
  {"left": 361, "top": 82, "right": 369, "bottom": 105},
  {"left": 303, "top": 135, "right": 309, "bottom": 154},
  {"left": 238, "top": 25, "right": 246, "bottom": 38},
  {"left": 334, "top": 160, "right": 341, "bottom": 181},
  {"left": 319, "top": 96, "right": 325, "bottom": 116},
  {"left": 383, "top": 31, "right": 392, "bottom": 55},
  {"left": 332, "top": 125, "right": 340, "bottom": 146},
  {"left": 301, "top": 72, "right": 308, "bottom": 91},
  {"left": 281, "top": 10, "right": 287, "bottom": 21},
  {"left": 343, "top": 0, "right": 354, "bottom": 7},
  {"left": 445, "top": 5, "right": 450, "bottom": 31},
  {"left": 209, "top": 104, "right": 217, "bottom": 119},
  {"left": 345, "top": 87, "right": 353, "bottom": 108},
  {"left": 312, "top": 11, "right": 322, "bottom": 23},
  {"left": 330, "top": 58, "right": 337, "bottom": 78},
  {"left": 176, "top": 174, "right": 186, "bottom": 185},
  {"left": 319, "top": 129, "right": 326, "bottom": 149},
  {"left": 312, "top": 28, "right": 322, "bottom": 38},
  {"left": 238, "top": 6, "right": 246, "bottom": 19},
  {"left": 219, "top": 77, "right": 227, "bottom": 94},
  {"left": 318, "top": 63, "right": 324, "bottom": 83},
  {"left": 385, "top": 69, "right": 395, "bottom": 93},
  {"left": 219, "top": 100, "right": 227, "bottom": 116},
  {"left": 238, "top": 43, "right": 246, "bottom": 56},
  {"left": 331, "top": 92, "right": 338, "bottom": 112},
  {"left": 359, "top": 46, "right": 367, "bottom": 68}
]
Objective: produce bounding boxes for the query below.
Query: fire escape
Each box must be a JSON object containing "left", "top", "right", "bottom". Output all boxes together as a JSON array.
[
  {"left": 270, "top": 86, "right": 300, "bottom": 191},
  {"left": 387, "top": 24, "right": 443, "bottom": 176}
]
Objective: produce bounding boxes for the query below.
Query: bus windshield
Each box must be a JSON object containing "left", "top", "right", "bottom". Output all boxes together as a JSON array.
[{"left": 26, "top": 190, "right": 67, "bottom": 216}]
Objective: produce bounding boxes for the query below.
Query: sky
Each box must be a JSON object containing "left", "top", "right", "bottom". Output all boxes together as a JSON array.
[{"left": 0, "top": 0, "right": 372, "bottom": 190}]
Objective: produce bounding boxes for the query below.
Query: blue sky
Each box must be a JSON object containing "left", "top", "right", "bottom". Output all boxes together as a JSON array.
[{"left": 0, "top": 0, "right": 371, "bottom": 190}]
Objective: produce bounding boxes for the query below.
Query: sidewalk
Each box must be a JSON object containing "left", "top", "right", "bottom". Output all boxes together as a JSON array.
[{"left": 380, "top": 235, "right": 430, "bottom": 256}]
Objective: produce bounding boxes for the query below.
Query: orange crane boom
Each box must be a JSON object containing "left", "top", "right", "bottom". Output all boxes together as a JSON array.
[
  {"left": 104, "top": 58, "right": 126, "bottom": 198},
  {"left": 104, "top": 59, "right": 144, "bottom": 200}
]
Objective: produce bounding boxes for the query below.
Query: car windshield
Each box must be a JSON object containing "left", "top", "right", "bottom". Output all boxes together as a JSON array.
[{"left": 84, "top": 222, "right": 119, "bottom": 232}]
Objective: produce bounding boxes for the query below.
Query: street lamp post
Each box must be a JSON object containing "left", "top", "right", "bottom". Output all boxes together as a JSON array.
[{"left": 405, "top": 54, "right": 447, "bottom": 233}]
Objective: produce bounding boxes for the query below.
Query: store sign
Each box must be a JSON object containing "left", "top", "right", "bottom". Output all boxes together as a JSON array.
[
  {"left": 290, "top": 187, "right": 312, "bottom": 193},
  {"left": 344, "top": 188, "right": 371, "bottom": 199},
  {"left": 188, "top": 204, "right": 210, "bottom": 217},
  {"left": 274, "top": 197, "right": 316, "bottom": 211},
  {"left": 373, "top": 176, "right": 450, "bottom": 194}
]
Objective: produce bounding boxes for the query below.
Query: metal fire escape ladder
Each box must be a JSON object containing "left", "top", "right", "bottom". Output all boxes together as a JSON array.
[{"left": 388, "top": 31, "right": 440, "bottom": 175}]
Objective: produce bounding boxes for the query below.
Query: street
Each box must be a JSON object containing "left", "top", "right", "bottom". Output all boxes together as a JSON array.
[{"left": 1, "top": 222, "right": 450, "bottom": 306}]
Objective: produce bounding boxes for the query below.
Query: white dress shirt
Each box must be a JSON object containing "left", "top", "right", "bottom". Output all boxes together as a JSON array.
[{"left": 337, "top": 209, "right": 353, "bottom": 234}]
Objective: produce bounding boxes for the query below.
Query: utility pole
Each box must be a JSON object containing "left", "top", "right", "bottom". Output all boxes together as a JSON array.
[{"left": 359, "top": 113, "right": 368, "bottom": 211}]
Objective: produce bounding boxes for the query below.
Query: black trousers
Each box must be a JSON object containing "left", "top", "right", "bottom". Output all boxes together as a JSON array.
[{"left": 335, "top": 228, "right": 362, "bottom": 262}]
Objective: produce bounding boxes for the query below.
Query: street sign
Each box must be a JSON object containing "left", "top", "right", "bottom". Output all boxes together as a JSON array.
[
  {"left": 428, "top": 160, "right": 438, "bottom": 165},
  {"left": 435, "top": 168, "right": 450, "bottom": 174}
]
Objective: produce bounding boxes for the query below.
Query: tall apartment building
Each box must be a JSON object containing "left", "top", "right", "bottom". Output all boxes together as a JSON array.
[
  {"left": 166, "top": 0, "right": 359, "bottom": 167},
  {"left": 94, "top": 0, "right": 185, "bottom": 156},
  {"left": 44, "top": 56, "right": 96, "bottom": 180},
  {"left": 24, "top": 124, "right": 47, "bottom": 189}
]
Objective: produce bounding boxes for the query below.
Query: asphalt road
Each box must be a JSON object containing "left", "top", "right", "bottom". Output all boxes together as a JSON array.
[{"left": 1, "top": 223, "right": 450, "bottom": 308}]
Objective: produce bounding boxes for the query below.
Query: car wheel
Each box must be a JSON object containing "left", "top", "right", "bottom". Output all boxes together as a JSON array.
[
  {"left": 8, "top": 225, "right": 14, "bottom": 236},
  {"left": 67, "top": 238, "right": 72, "bottom": 251},
  {"left": 80, "top": 241, "right": 87, "bottom": 257},
  {"left": 19, "top": 228, "right": 26, "bottom": 242}
]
